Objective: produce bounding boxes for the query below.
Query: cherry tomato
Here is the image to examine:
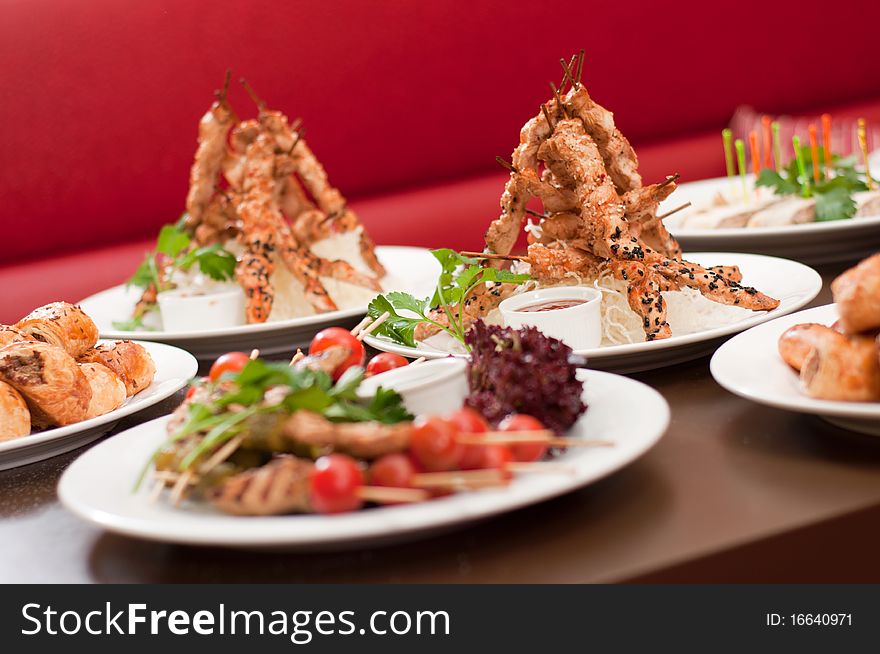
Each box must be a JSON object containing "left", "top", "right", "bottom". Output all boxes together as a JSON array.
[
  {"left": 369, "top": 453, "right": 416, "bottom": 488},
  {"left": 309, "top": 454, "right": 364, "bottom": 514},
  {"left": 208, "top": 352, "right": 250, "bottom": 382},
  {"left": 365, "top": 352, "right": 409, "bottom": 377},
  {"left": 498, "top": 413, "right": 548, "bottom": 462},
  {"left": 448, "top": 407, "right": 490, "bottom": 470},
  {"left": 184, "top": 376, "right": 207, "bottom": 400},
  {"left": 410, "top": 416, "right": 464, "bottom": 472},
  {"left": 309, "top": 327, "right": 366, "bottom": 380},
  {"left": 478, "top": 444, "right": 515, "bottom": 480}
]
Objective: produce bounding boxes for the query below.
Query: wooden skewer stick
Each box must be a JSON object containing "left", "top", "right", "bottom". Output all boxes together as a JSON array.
[
  {"left": 239, "top": 78, "right": 266, "bottom": 110},
  {"left": 656, "top": 202, "right": 692, "bottom": 221},
  {"left": 459, "top": 250, "right": 529, "bottom": 262},
  {"left": 357, "top": 486, "right": 430, "bottom": 504},
  {"left": 495, "top": 156, "right": 517, "bottom": 173},
  {"left": 198, "top": 435, "right": 244, "bottom": 476},
  {"left": 412, "top": 469, "right": 508, "bottom": 489},
  {"left": 541, "top": 103, "right": 556, "bottom": 132},
  {"left": 559, "top": 54, "right": 577, "bottom": 92},
  {"left": 216, "top": 69, "right": 232, "bottom": 103},
  {"left": 576, "top": 49, "right": 585, "bottom": 87},
  {"left": 549, "top": 82, "right": 570, "bottom": 118},
  {"left": 457, "top": 431, "right": 614, "bottom": 448},
  {"left": 659, "top": 173, "right": 680, "bottom": 188},
  {"left": 559, "top": 57, "right": 578, "bottom": 91},
  {"left": 525, "top": 208, "right": 549, "bottom": 219},
  {"left": 289, "top": 349, "right": 304, "bottom": 366},
  {"left": 411, "top": 357, "right": 427, "bottom": 365},
  {"left": 170, "top": 469, "right": 195, "bottom": 506},
  {"left": 506, "top": 462, "right": 577, "bottom": 475},
  {"left": 350, "top": 315, "right": 373, "bottom": 336},
  {"left": 357, "top": 311, "right": 390, "bottom": 340}
]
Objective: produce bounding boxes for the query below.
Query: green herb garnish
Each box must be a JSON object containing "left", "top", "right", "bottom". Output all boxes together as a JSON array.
[
  {"left": 366, "top": 248, "right": 530, "bottom": 351},
  {"left": 136, "top": 358, "right": 412, "bottom": 487},
  {"left": 756, "top": 145, "right": 868, "bottom": 221}
]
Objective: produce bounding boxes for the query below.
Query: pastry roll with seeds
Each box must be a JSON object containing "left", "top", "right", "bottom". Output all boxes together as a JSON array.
[
  {"left": 0, "top": 325, "right": 32, "bottom": 348},
  {"left": 15, "top": 302, "right": 98, "bottom": 358},
  {"left": 0, "top": 341, "right": 91, "bottom": 428},
  {"left": 0, "top": 381, "right": 30, "bottom": 440},
  {"left": 79, "top": 363, "right": 127, "bottom": 419},
  {"left": 77, "top": 341, "right": 156, "bottom": 397}
]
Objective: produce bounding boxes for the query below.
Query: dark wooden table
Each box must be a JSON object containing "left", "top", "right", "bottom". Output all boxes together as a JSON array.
[{"left": 2, "top": 263, "right": 880, "bottom": 583}]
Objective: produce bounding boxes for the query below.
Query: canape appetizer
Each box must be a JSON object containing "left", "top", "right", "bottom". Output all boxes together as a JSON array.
[
  {"left": 117, "top": 71, "right": 385, "bottom": 331},
  {"left": 366, "top": 53, "right": 779, "bottom": 350},
  {"left": 670, "top": 117, "right": 880, "bottom": 230},
  {"left": 0, "top": 302, "right": 155, "bottom": 440}
]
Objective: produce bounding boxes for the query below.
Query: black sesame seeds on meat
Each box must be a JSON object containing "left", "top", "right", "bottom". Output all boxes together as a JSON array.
[{"left": 464, "top": 321, "right": 587, "bottom": 434}]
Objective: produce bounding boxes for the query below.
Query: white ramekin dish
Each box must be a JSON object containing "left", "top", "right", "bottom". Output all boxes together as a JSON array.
[
  {"left": 356, "top": 357, "right": 468, "bottom": 416},
  {"left": 157, "top": 284, "right": 246, "bottom": 332},
  {"left": 499, "top": 286, "right": 602, "bottom": 349}
]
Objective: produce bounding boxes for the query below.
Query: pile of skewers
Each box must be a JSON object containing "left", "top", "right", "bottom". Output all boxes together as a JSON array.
[
  {"left": 145, "top": 314, "right": 603, "bottom": 515},
  {"left": 132, "top": 71, "right": 387, "bottom": 326}
]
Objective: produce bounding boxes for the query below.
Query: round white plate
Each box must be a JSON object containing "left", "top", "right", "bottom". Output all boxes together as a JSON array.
[
  {"left": 79, "top": 246, "right": 440, "bottom": 360},
  {"left": 364, "top": 252, "right": 822, "bottom": 374},
  {"left": 58, "top": 369, "right": 668, "bottom": 550},
  {"left": 661, "top": 175, "right": 880, "bottom": 264},
  {"left": 711, "top": 303, "right": 880, "bottom": 436},
  {"left": 0, "top": 340, "right": 197, "bottom": 470}
]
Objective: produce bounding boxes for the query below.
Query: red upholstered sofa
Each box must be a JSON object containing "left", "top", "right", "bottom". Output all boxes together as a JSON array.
[{"left": 2, "top": 0, "right": 879, "bottom": 323}]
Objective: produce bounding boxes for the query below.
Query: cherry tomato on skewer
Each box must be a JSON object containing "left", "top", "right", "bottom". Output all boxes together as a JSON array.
[
  {"left": 410, "top": 416, "right": 464, "bottom": 472},
  {"left": 369, "top": 453, "right": 416, "bottom": 488},
  {"left": 208, "top": 352, "right": 251, "bottom": 382},
  {"left": 309, "top": 454, "right": 364, "bottom": 514},
  {"left": 498, "top": 413, "right": 548, "bottom": 463},
  {"left": 365, "top": 352, "right": 409, "bottom": 377},
  {"left": 477, "top": 444, "right": 515, "bottom": 480},
  {"left": 309, "top": 327, "right": 366, "bottom": 380},
  {"left": 447, "top": 407, "right": 490, "bottom": 470}
]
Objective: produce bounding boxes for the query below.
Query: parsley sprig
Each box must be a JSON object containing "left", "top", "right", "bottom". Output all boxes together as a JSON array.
[
  {"left": 114, "top": 218, "right": 237, "bottom": 330},
  {"left": 756, "top": 146, "right": 868, "bottom": 222},
  {"left": 366, "top": 248, "right": 531, "bottom": 350}
]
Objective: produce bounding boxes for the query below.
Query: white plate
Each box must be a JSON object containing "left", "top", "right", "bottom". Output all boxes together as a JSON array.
[
  {"left": 364, "top": 253, "right": 822, "bottom": 373},
  {"left": 711, "top": 304, "right": 880, "bottom": 436},
  {"left": 0, "top": 341, "right": 197, "bottom": 470},
  {"left": 79, "top": 246, "right": 439, "bottom": 360},
  {"left": 662, "top": 176, "right": 880, "bottom": 264},
  {"left": 58, "top": 369, "right": 669, "bottom": 550}
]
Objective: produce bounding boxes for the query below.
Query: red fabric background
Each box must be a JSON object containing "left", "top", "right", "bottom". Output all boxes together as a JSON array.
[{"left": 1, "top": 0, "right": 879, "bottom": 321}]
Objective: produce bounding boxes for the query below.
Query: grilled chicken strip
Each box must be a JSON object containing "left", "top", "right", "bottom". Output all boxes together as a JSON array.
[
  {"left": 184, "top": 84, "right": 237, "bottom": 232},
  {"left": 209, "top": 454, "right": 314, "bottom": 516},
  {"left": 283, "top": 411, "right": 411, "bottom": 459}
]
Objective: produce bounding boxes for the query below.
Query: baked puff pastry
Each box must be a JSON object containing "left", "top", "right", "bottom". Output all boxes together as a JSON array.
[
  {"left": 0, "top": 380, "right": 31, "bottom": 439},
  {"left": 77, "top": 341, "right": 155, "bottom": 397},
  {"left": 15, "top": 302, "right": 99, "bottom": 359},
  {"left": 0, "top": 341, "right": 91, "bottom": 427},
  {"left": 79, "top": 363, "right": 127, "bottom": 419}
]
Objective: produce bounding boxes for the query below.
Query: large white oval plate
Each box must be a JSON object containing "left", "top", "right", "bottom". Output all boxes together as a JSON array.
[
  {"left": 0, "top": 340, "right": 197, "bottom": 470},
  {"left": 58, "top": 369, "right": 669, "bottom": 550},
  {"left": 364, "top": 252, "right": 822, "bottom": 374},
  {"left": 79, "top": 246, "right": 440, "bottom": 360},
  {"left": 711, "top": 303, "right": 880, "bottom": 435},
  {"left": 661, "top": 176, "right": 880, "bottom": 264}
]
